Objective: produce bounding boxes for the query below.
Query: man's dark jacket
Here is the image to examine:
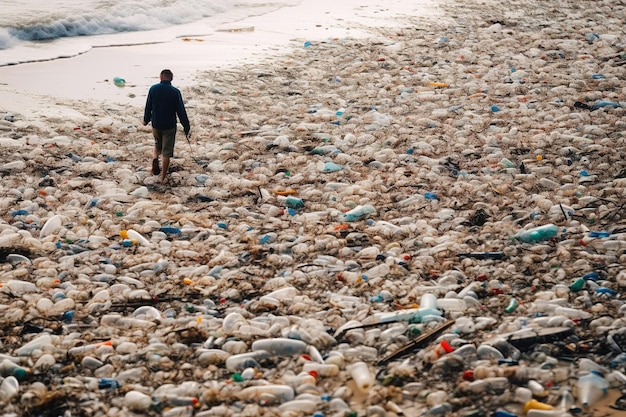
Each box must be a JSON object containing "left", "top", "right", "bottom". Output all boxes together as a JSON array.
[{"left": 144, "top": 80, "right": 190, "bottom": 134}]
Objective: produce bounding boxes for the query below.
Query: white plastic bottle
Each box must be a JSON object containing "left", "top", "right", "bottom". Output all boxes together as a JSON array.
[
  {"left": 124, "top": 390, "right": 154, "bottom": 412},
  {"left": 0, "top": 376, "right": 20, "bottom": 403},
  {"left": 348, "top": 361, "right": 374, "bottom": 392},
  {"left": 251, "top": 338, "right": 308, "bottom": 356}
]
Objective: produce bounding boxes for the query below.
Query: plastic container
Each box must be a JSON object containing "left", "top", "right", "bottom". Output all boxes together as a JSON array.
[
  {"left": 0, "top": 376, "right": 19, "bottom": 402},
  {"left": 40, "top": 214, "right": 63, "bottom": 237},
  {"left": 513, "top": 224, "right": 559, "bottom": 243},
  {"left": 418, "top": 293, "right": 443, "bottom": 322},
  {"left": 285, "top": 197, "right": 304, "bottom": 209},
  {"left": 524, "top": 399, "right": 554, "bottom": 413},
  {"left": 113, "top": 77, "right": 126, "bottom": 87},
  {"left": 225, "top": 351, "right": 272, "bottom": 372},
  {"left": 0, "top": 359, "right": 29, "bottom": 381},
  {"left": 236, "top": 384, "right": 294, "bottom": 402},
  {"left": 17, "top": 334, "right": 52, "bottom": 356},
  {"left": 576, "top": 370, "right": 608, "bottom": 407},
  {"left": 348, "top": 361, "right": 374, "bottom": 392},
  {"left": 125, "top": 390, "right": 154, "bottom": 412},
  {"left": 251, "top": 338, "right": 308, "bottom": 356},
  {"left": 339, "top": 205, "right": 376, "bottom": 222}
]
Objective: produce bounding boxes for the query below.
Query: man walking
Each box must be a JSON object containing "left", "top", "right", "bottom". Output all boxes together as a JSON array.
[{"left": 143, "top": 69, "right": 191, "bottom": 184}]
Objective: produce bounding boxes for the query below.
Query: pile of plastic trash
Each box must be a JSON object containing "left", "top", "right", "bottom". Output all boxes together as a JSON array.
[{"left": 0, "top": 0, "right": 625, "bottom": 415}]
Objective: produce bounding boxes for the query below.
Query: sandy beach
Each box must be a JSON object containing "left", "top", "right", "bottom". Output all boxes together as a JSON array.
[{"left": 0, "top": 0, "right": 625, "bottom": 415}]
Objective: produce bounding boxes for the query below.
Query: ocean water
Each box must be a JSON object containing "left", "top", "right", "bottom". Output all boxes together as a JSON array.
[
  {"left": 0, "top": 0, "right": 300, "bottom": 66},
  {"left": 0, "top": 0, "right": 441, "bottom": 105}
]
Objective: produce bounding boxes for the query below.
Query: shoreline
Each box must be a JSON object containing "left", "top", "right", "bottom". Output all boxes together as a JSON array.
[{"left": 0, "top": 0, "right": 442, "bottom": 118}]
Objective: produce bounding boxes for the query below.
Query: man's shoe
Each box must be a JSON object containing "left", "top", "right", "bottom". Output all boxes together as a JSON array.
[{"left": 152, "top": 158, "right": 161, "bottom": 175}]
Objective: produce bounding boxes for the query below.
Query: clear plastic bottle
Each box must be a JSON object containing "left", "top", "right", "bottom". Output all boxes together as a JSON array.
[
  {"left": 237, "top": 384, "right": 295, "bottom": 402},
  {"left": 225, "top": 351, "right": 272, "bottom": 372},
  {"left": 17, "top": 334, "right": 52, "bottom": 356},
  {"left": 251, "top": 338, "right": 308, "bottom": 356},
  {"left": 576, "top": 370, "right": 608, "bottom": 407}
]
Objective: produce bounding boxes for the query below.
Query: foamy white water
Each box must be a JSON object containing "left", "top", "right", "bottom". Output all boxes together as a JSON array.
[
  {"left": 0, "top": 0, "right": 442, "bottom": 110},
  {"left": 0, "top": 0, "right": 301, "bottom": 66}
]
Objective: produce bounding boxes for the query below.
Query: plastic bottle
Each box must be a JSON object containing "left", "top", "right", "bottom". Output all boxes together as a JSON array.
[
  {"left": 591, "top": 100, "right": 619, "bottom": 109},
  {"left": 125, "top": 390, "right": 154, "bottom": 412},
  {"left": 525, "top": 410, "right": 567, "bottom": 417},
  {"left": 68, "top": 340, "right": 113, "bottom": 356},
  {"left": 236, "top": 384, "right": 294, "bottom": 402},
  {"left": 251, "top": 338, "right": 307, "bottom": 356},
  {"left": 278, "top": 399, "right": 318, "bottom": 413},
  {"left": 576, "top": 370, "right": 608, "bottom": 407},
  {"left": 0, "top": 376, "right": 19, "bottom": 402},
  {"left": 524, "top": 399, "right": 554, "bottom": 413},
  {"left": 513, "top": 224, "right": 558, "bottom": 243},
  {"left": 458, "top": 252, "right": 505, "bottom": 260},
  {"left": 559, "top": 387, "right": 575, "bottom": 411},
  {"left": 339, "top": 205, "right": 376, "bottom": 222},
  {"left": 569, "top": 277, "right": 585, "bottom": 292},
  {"left": 0, "top": 359, "right": 29, "bottom": 381},
  {"left": 363, "top": 264, "right": 390, "bottom": 280},
  {"left": 370, "top": 290, "right": 394, "bottom": 303},
  {"left": 40, "top": 214, "right": 63, "bottom": 237},
  {"left": 120, "top": 229, "right": 152, "bottom": 246},
  {"left": 363, "top": 308, "right": 421, "bottom": 325},
  {"left": 302, "top": 363, "right": 340, "bottom": 377},
  {"left": 225, "top": 351, "right": 272, "bottom": 372},
  {"left": 285, "top": 196, "right": 304, "bottom": 209},
  {"left": 17, "top": 334, "right": 52, "bottom": 356},
  {"left": 465, "top": 377, "right": 509, "bottom": 393},
  {"left": 418, "top": 293, "right": 443, "bottom": 322},
  {"left": 113, "top": 77, "right": 126, "bottom": 87},
  {"left": 98, "top": 378, "right": 121, "bottom": 390},
  {"left": 505, "top": 298, "right": 519, "bottom": 313},
  {"left": 323, "top": 162, "right": 343, "bottom": 172},
  {"left": 153, "top": 393, "right": 199, "bottom": 408},
  {"left": 348, "top": 362, "right": 374, "bottom": 392},
  {"left": 161, "top": 226, "right": 182, "bottom": 235},
  {"left": 2, "top": 279, "right": 38, "bottom": 296}
]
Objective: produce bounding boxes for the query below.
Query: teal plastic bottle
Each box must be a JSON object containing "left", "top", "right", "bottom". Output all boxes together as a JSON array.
[{"left": 513, "top": 224, "right": 558, "bottom": 243}]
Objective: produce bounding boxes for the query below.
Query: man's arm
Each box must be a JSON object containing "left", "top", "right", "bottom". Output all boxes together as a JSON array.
[
  {"left": 143, "top": 90, "right": 153, "bottom": 125},
  {"left": 177, "top": 92, "right": 191, "bottom": 136}
]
